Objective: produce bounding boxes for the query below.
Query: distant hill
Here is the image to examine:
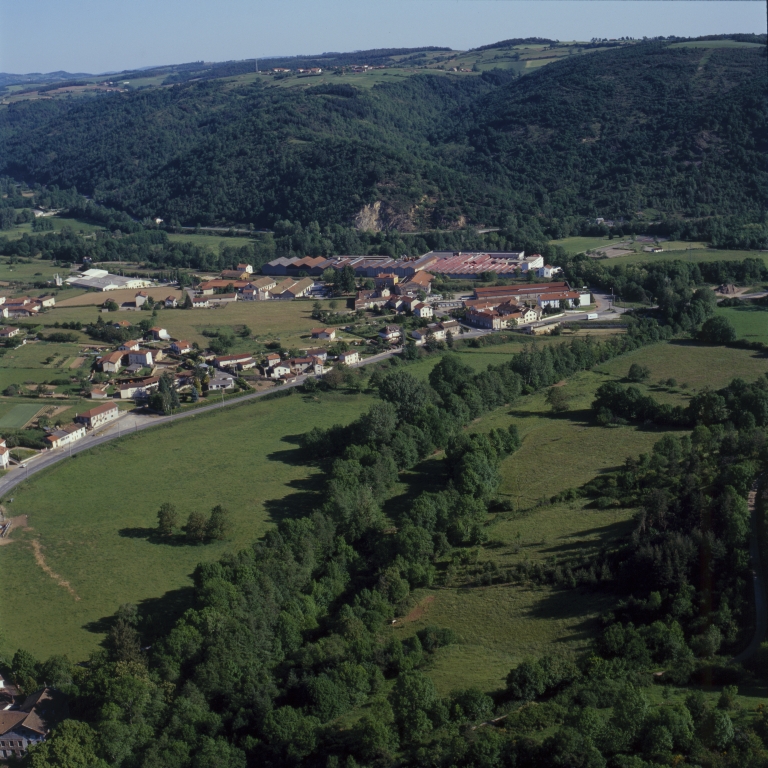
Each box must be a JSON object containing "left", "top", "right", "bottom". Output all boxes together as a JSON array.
[{"left": 0, "top": 37, "right": 764, "bottom": 243}]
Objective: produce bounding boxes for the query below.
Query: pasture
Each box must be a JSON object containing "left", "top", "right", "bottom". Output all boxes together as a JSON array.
[
  {"left": 716, "top": 305, "right": 768, "bottom": 345},
  {"left": 0, "top": 389, "right": 375, "bottom": 660},
  {"left": 43, "top": 298, "right": 350, "bottom": 351}
]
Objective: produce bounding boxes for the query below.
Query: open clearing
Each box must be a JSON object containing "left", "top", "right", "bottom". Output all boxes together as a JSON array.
[{"left": 56, "top": 287, "right": 183, "bottom": 307}]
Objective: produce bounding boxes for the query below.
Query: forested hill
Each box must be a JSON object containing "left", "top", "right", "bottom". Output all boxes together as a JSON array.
[{"left": 0, "top": 39, "right": 765, "bottom": 241}]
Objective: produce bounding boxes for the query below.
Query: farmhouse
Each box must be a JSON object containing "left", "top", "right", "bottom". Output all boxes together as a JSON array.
[
  {"left": 265, "top": 362, "right": 292, "bottom": 379},
  {"left": 220, "top": 269, "right": 250, "bottom": 281},
  {"left": 207, "top": 293, "right": 238, "bottom": 306},
  {"left": 134, "top": 291, "right": 149, "bottom": 308},
  {"left": 118, "top": 340, "right": 141, "bottom": 352},
  {"left": 97, "top": 350, "right": 125, "bottom": 373},
  {"left": 45, "top": 422, "right": 86, "bottom": 450},
  {"left": 412, "top": 322, "right": 449, "bottom": 342},
  {"left": 0, "top": 439, "right": 9, "bottom": 470},
  {"left": 236, "top": 263, "right": 253, "bottom": 274},
  {"left": 379, "top": 325, "right": 402, "bottom": 342},
  {"left": 240, "top": 277, "right": 276, "bottom": 300},
  {"left": 150, "top": 327, "right": 170, "bottom": 341},
  {"left": 76, "top": 402, "right": 119, "bottom": 429},
  {"left": 465, "top": 308, "right": 504, "bottom": 330},
  {"left": 208, "top": 373, "right": 235, "bottom": 391},
  {"left": 191, "top": 296, "right": 211, "bottom": 308},
  {"left": 0, "top": 327, "right": 21, "bottom": 338},
  {"left": 164, "top": 296, "right": 178, "bottom": 308},
  {"left": 0, "top": 688, "right": 60, "bottom": 761},
  {"left": 305, "top": 348, "right": 328, "bottom": 362},
  {"left": 117, "top": 376, "right": 160, "bottom": 400},
  {"left": 128, "top": 349, "right": 154, "bottom": 368},
  {"left": 171, "top": 340, "right": 192, "bottom": 354},
  {"left": 311, "top": 328, "right": 336, "bottom": 340},
  {"left": 215, "top": 353, "right": 255, "bottom": 371},
  {"left": 272, "top": 277, "right": 314, "bottom": 299},
  {"left": 90, "top": 387, "right": 109, "bottom": 399},
  {"left": 198, "top": 280, "right": 250, "bottom": 294},
  {"left": 536, "top": 264, "right": 563, "bottom": 278},
  {"left": 339, "top": 350, "right": 361, "bottom": 366}
]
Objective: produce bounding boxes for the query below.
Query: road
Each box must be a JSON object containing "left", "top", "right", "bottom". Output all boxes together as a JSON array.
[
  {"left": 0, "top": 330, "right": 493, "bottom": 497},
  {"left": 730, "top": 480, "right": 766, "bottom": 664}
]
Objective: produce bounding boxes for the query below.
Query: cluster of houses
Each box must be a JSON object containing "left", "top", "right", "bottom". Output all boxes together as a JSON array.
[
  {"left": 462, "top": 283, "right": 592, "bottom": 330},
  {"left": 0, "top": 676, "right": 61, "bottom": 762},
  {"left": 0, "top": 294, "right": 55, "bottom": 319},
  {"left": 189, "top": 264, "right": 315, "bottom": 305}
]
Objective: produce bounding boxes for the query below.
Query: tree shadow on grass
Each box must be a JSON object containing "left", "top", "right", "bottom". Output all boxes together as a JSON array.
[
  {"left": 522, "top": 587, "right": 614, "bottom": 644},
  {"left": 118, "top": 527, "right": 194, "bottom": 547},
  {"left": 83, "top": 585, "right": 196, "bottom": 647},
  {"left": 262, "top": 476, "right": 326, "bottom": 524},
  {"left": 382, "top": 456, "right": 448, "bottom": 523},
  {"left": 537, "top": 519, "right": 634, "bottom": 557}
]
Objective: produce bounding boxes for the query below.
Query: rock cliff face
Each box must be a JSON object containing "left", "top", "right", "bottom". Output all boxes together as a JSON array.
[{"left": 354, "top": 201, "right": 383, "bottom": 231}]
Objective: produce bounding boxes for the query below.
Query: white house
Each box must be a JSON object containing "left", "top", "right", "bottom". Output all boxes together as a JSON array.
[
  {"left": 208, "top": 373, "right": 235, "bottom": 391},
  {"left": 339, "top": 350, "right": 360, "bottom": 366},
  {"left": 164, "top": 296, "right": 178, "bottom": 308},
  {"left": 119, "top": 340, "right": 141, "bottom": 352},
  {"left": 215, "top": 353, "right": 255, "bottom": 371},
  {"left": 134, "top": 291, "right": 150, "bottom": 308},
  {"left": 191, "top": 296, "right": 211, "bottom": 308},
  {"left": 171, "top": 340, "right": 192, "bottom": 355},
  {"left": 537, "top": 264, "right": 563, "bottom": 279},
  {"left": 45, "top": 422, "right": 86, "bottom": 450},
  {"left": 0, "top": 438, "right": 9, "bottom": 469},
  {"left": 0, "top": 327, "right": 21, "bottom": 339},
  {"left": 76, "top": 402, "right": 119, "bottom": 429},
  {"left": 98, "top": 351, "right": 124, "bottom": 373},
  {"left": 413, "top": 303, "right": 433, "bottom": 319},
  {"left": 378, "top": 325, "right": 402, "bottom": 342},
  {"left": 267, "top": 362, "right": 292, "bottom": 379},
  {"left": 150, "top": 327, "right": 171, "bottom": 341},
  {"left": 128, "top": 349, "right": 154, "bottom": 368},
  {"left": 311, "top": 328, "right": 336, "bottom": 340}
]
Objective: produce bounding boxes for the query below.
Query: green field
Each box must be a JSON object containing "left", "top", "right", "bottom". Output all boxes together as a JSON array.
[
  {"left": 165, "top": 232, "right": 258, "bottom": 250},
  {"left": 1, "top": 216, "right": 106, "bottom": 242},
  {"left": 607, "top": 247, "right": 768, "bottom": 267},
  {"left": 0, "top": 389, "right": 375, "bottom": 659},
  {"left": 392, "top": 341, "right": 767, "bottom": 693},
  {"left": 43, "top": 299, "right": 356, "bottom": 351},
  {"left": 1, "top": 342, "right": 90, "bottom": 369},
  {"left": 716, "top": 305, "right": 768, "bottom": 345},
  {"left": 0, "top": 403, "right": 44, "bottom": 428}
]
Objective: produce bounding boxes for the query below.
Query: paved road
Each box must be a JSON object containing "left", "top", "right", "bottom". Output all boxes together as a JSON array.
[
  {"left": 0, "top": 330, "right": 494, "bottom": 497},
  {"left": 731, "top": 480, "right": 766, "bottom": 664}
]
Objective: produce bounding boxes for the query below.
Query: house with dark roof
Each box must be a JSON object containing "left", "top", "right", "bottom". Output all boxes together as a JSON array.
[{"left": 0, "top": 688, "right": 65, "bottom": 761}]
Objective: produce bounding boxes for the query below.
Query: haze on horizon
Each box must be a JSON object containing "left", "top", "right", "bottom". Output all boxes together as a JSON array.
[{"left": 0, "top": 0, "right": 763, "bottom": 75}]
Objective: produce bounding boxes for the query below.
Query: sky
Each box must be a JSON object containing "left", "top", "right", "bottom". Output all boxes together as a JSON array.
[{"left": 0, "top": 0, "right": 764, "bottom": 74}]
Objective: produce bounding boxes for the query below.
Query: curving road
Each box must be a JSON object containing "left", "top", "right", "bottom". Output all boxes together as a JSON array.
[{"left": 0, "top": 331, "right": 491, "bottom": 498}]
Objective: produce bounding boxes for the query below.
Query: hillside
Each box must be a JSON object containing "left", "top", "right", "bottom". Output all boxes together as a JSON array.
[{"left": 0, "top": 38, "right": 765, "bottom": 243}]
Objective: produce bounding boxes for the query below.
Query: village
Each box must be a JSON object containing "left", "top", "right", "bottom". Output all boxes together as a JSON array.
[{"left": 0, "top": 250, "right": 595, "bottom": 478}]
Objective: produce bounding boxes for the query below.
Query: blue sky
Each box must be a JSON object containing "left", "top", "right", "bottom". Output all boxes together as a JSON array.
[{"left": 0, "top": 0, "right": 763, "bottom": 74}]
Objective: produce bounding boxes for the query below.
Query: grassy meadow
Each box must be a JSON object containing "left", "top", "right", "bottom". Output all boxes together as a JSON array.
[
  {"left": 716, "top": 305, "right": 768, "bottom": 345},
  {"left": 0, "top": 389, "right": 376, "bottom": 660}
]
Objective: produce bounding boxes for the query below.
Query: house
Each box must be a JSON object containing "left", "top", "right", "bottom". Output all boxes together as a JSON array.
[
  {"left": 90, "top": 387, "right": 109, "bottom": 399},
  {"left": 128, "top": 349, "right": 154, "bottom": 368},
  {"left": 354, "top": 289, "right": 390, "bottom": 310},
  {"left": 112, "top": 320, "right": 132, "bottom": 329},
  {"left": 134, "top": 291, "right": 149, "bottom": 308},
  {"left": 265, "top": 352, "right": 281, "bottom": 366},
  {"left": 171, "top": 340, "right": 193, "bottom": 355},
  {"left": 387, "top": 296, "right": 405, "bottom": 311},
  {"left": 413, "top": 302, "right": 433, "bottom": 319},
  {"left": 537, "top": 291, "right": 582, "bottom": 309},
  {"left": 150, "top": 327, "right": 171, "bottom": 341},
  {"left": 207, "top": 293, "right": 238, "bottom": 305},
  {"left": 339, "top": 350, "right": 361, "bottom": 366},
  {"left": 97, "top": 350, "right": 125, "bottom": 373},
  {"left": 311, "top": 328, "right": 336, "bottom": 340},
  {"left": 0, "top": 687, "right": 62, "bottom": 761},
  {"left": 288, "top": 357, "right": 315, "bottom": 373},
  {"left": 191, "top": 296, "right": 211, "bottom": 308},
  {"left": 0, "top": 327, "right": 21, "bottom": 339},
  {"left": 236, "top": 263, "right": 253, "bottom": 274},
  {"left": 413, "top": 323, "right": 446, "bottom": 342},
  {"left": 164, "top": 296, "right": 178, "bottom": 308},
  {"left": 208, "top": 373, "right": 235, "bottom": 391},
  {"left": 6, "top": 307, "right": 36, "bottom": 319},
  {"left": 465, "top": 307, "right": 504, "bottom": 330},
  {"left": 45, "top": 422, "right": 86, "bottom": 450},
  {"left": 220, "top": 269, "right": 250, "bottom": 281},
  {"left": 374, "top": 273, "right": 398, "bottom": 289},
  {"left": 305, "top": 348, "right": 328, "bottom": 362},
  {"left": 117, "top": 376, "right": 160, "bottom": 400},
  {"left": 0, "top": 439, "right": 9, "bottom": 469},
  {"left": 37, "top": 295, "right": 56, "bottom": 308},
  {"left": 536, "top": 264, "right": 563, "bottom": 279},
  {"left": 266, "top": 362, "right": 292, "bottom": 379},
  {"left": 215, "top": 353, "right": 255, "bottom": 371},
  {"left": 378, "top": 325, "right": 402, "bottom": 342},
  {"left": 118, "top": 340, "right": 141, "bottom": 352},
  {"left": 76, "top": 402, "right": 119, "bottom": 429},
  {"left": 273, "top": 277, "right": 314, "bottom": 299},
  {"left": 407, "top": 271, "right": 434, "bottom": 293},
  {"left": 198, "top": 280, "right": 250, "bottom": 294}
]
